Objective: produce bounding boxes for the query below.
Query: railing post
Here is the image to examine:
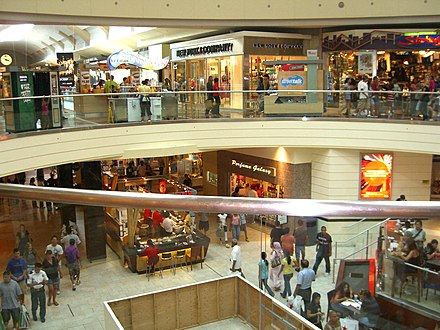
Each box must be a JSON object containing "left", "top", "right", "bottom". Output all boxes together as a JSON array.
[
  {"left": 332, "top": 242, "right": 338, "bottom": 283},
  {"left": 365, "top": 230, "right": 369, "bottom": 259}
]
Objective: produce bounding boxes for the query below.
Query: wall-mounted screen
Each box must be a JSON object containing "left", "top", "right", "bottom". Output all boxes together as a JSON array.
[{"left": 360, "top": 153, "right": 392, "bottom": 199}]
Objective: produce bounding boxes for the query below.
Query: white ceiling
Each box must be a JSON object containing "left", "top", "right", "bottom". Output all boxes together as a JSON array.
[{"left": 0, "top": 25, "right": 215, "bottom": 65}]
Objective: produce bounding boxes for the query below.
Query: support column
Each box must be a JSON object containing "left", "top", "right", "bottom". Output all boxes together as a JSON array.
[
  {"left": 82, "top": 161, "right": 106, "bottom": 261},
  {"left": 57, "top": 164, "right": 75, "bottom": 227}
]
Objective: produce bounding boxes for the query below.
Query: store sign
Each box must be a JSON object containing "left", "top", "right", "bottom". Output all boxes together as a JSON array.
[
  {"left": 252, "top": 43, "right": 302, "bottom": 50},
  {"left": 231, "top": 160, "right": 276, "bottom": 177},
  {"left": 396, "top": 34, "right": 440, "bottom": 49},
  {"left": 280, "top": 74, "right": 304, "bottom": 87},
  {"left": 175, "top": 43, "right": 234, "bottom": 58},
  {"left": 244, "top": 37, "right": 304, "bottom": 56},
  {"left": 360, "top": 154, "right": 392, "bottom": 200},
  {"left": 107, "top": 50, "right": 170, "bottom": 70}
]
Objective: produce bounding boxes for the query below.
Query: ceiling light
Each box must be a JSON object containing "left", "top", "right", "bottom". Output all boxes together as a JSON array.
[
  {"left": 376, "top": 51, "right": 385, "bottom": 55},
  {"left": 0, "top": 24, "right": 34, "bottom": 42}
]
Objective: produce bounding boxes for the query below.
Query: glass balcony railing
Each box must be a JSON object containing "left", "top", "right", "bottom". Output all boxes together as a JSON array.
[{"left": 0, "top": 89, "right": 439, "bottom": 136}]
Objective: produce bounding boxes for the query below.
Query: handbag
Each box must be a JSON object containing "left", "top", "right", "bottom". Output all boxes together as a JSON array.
[
  {"left": 271, "top": 252, "right": 281, "bottom": 268},
  {"left": 204, "top": 99, "right": 213, "bottom": 110},
  {"left": 19, "top": 304, "right": 31, "bottom": 329}
]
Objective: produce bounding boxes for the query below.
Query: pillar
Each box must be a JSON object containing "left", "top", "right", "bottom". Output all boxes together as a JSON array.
[{"left": 57, "top": 164, "right": 76, "bottom": 227}]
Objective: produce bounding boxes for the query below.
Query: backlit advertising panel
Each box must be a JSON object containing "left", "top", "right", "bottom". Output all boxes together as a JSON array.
[{"left": 360, "top": 154, "right": 392, "bottom": 199}]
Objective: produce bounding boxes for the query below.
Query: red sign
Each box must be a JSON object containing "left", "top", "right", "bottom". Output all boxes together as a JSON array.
[
  {"left": 360, "top": 154, "right": 392, "bottom": 199},
  {"left": 280, "top": 64, "right": 304, "bottom": 72}
]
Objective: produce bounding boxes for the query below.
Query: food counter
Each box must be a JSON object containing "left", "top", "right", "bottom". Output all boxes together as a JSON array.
[
  {"left": 109, "top": 97, "right": 141, "bottom": 122},
  {"left": 74, "top": 95, "right": 108, "bottom": 119}
]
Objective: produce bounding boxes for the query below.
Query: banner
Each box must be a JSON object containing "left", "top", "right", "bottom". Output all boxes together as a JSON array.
[
  {"left": 360, "top": 154, "right": 392, "bottom": 199},
  {"left": 107, "top": 50, "right": 169, "bottom": 70}
]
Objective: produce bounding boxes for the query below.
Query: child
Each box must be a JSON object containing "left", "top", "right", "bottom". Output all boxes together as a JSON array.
[
  {"left": 217, "top": 213, "right": 229, "bottom": 247},
  {"left": 259, "top": 252, "right": 274, "bottom": 296}
]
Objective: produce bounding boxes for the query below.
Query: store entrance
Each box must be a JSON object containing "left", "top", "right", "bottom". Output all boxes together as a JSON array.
[
  {"left": 186, "top": 59, "right": 205, "bottom": 105},
  {"left": 230, "top": 173, "right": 284, "bottom": 198},
  {"left": 207, "top": 57, "right": 232, "bottom": 107}
]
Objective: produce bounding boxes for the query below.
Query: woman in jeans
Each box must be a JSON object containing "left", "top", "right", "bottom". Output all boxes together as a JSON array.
[
  {"left": 278, "top": 249, "right": 295, "bottom": 299},
  {"left": 258, "top": 252, "right": 274, "bottom": 297}
]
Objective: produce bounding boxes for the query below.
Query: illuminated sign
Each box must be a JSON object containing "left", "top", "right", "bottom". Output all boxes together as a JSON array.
[
  {"left": 360, "top": 154, "right": 392, "bottom": 199},
  {"left": 280, "top": 64, "right": 304, "bottom": 72},
  {"left": 396, "top": 35, "right": 440, "bottom": 49},
  {"left": 280, "top": 75, "right": 304, "bottom": 87},
  {"left": 175, "top": 43, "right": 234, "bottom": 58},
  {"left": 107, "top": 50, "right": 170, "bottom": 70},
  {"left": 252, "top": 43, "right": 303, "bottom": 50},
  {"left": 231, "top": 159, "right": 276, "bottom": 177}
]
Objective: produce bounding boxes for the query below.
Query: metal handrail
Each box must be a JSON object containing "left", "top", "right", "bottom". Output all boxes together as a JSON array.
[
  {"left": 386, "top": 254, "right": 440, "bottom": 276},
  {"left": 343, "top": 217, "right": 367, "bottom": 228},
  {"left": 336, "top": 218, "right": 390, "bottom": 245}
]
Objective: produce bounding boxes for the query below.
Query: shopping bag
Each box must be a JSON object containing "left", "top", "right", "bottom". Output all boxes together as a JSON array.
[
  {"left": 19, "top": 304, "right": 31, "bottom": 329},
  {"left": 36, "top": 119, "right": 42, "bottom": 130},
  {"left": 0, "top": 312, "right": 6, "bottom": 330}
]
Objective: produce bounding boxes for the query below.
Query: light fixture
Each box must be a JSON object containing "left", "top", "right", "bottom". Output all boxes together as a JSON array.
[{"left": 377, "top": 51, "right": 385, "bottom": 55}]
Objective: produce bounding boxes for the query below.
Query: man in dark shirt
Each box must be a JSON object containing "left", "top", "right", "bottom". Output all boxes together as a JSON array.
[
  {"left": 6, "top": 248, "right": 28, "bottom": 295},
  {"left": 45, "top": 172, "right": 57, "bottom": 211},
  {"left": 294, "top": 219, "right": 308, "bottom": 263},
  {"left": 358, "top": 289, "right": 380, "bottom": 328},
  {"left": 270, "top": 220, "right": 289, "bottom": 247},
  {"left": 312, "top": 226, "right": 332, "bottom": 275}
]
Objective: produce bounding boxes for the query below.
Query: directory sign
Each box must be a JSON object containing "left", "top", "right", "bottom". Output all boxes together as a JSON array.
[{"left": 360, "top": 154, "right": 393, "bottom": 199}]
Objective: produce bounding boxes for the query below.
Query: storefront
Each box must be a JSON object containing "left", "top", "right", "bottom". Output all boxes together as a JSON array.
[
  {"left": 170, "top": 31, "right": 313, "bottom": 110},
  {"left": 322, "top": 30, "right": 440, "bottom": 108}
]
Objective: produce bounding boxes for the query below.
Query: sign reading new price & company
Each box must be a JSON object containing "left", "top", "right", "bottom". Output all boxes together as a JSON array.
[{"left": 231, "top": 160, "right": 276, "bottom": 177}]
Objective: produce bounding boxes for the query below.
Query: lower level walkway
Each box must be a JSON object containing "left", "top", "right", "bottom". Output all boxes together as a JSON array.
[{"left": 0, "top": 198, "right": 339, "bottom": 329}]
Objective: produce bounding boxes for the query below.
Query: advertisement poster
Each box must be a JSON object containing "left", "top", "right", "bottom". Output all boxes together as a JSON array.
[
  {"left": 360, "top": 154, "right": 393, "bottom": 199},
  {"left": 57, "top": 52, "right": 75, "bottom": 87},
  {"left": 358, "top": 52, "right": 376, "bottom": 75},
  {"left": 277, "top": 70, "right": 307, "bottom": 91}
]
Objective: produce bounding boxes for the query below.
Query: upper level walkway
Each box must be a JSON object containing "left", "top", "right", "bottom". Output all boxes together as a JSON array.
[{"left": 1, "top": 90, "right": 439, "bottom": 177}]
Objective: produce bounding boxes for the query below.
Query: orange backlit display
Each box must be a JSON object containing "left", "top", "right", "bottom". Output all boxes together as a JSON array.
[{"left": 360, "top": 154, "right": 392, "bottom": 199}]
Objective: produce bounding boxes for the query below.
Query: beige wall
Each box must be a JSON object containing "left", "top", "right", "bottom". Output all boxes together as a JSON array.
[
  {"left": 1, "top": 0, "right": 439, "bottom": 26},
  {"left": 312, "top": 149, "right": 432, "bottom": 201}
]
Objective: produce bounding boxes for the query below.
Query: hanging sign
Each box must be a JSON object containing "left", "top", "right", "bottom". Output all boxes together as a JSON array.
[
  {"left": 396, "top": 34, "right": 440, "bottom": 49},
  {"left": 107, "top": 50, "right": 170, "bottom": 70},
  {"left": 281, "top": 64, "right": 305, "bottom": 72}
]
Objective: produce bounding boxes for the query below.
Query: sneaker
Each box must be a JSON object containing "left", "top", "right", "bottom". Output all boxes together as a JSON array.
[
  {"left": 225, "top": 244, "right": 230, "bottom": 248},
  {"left": 76, "top": 280, "right": 81, "bottom": 285},
  {"left": 41, "top": 318, "right": 46, "bottom": 323},
  {"left": 72, "top": 284, "right": 76, "bottom": 291},
  {"left": 33, "top": 316, "right": 38, "bottom": 321},
  {"left": 325, "top": 272, "right": 330, "bottom": 277},
  {"left": 280, "top": 293, "right": 286, "bottom": 299},
  {"left": 57, "top": 290, "right": 60, "bottom": 295}
]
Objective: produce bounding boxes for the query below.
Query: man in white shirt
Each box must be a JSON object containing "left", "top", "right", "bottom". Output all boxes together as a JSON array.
[
  {"left": 357, "top": 75, "right": 370, "bottom": 116},
  {"left": 230, "top": 239, "right": 244, "bottom": 277},
  {"left": 27, "top": 263, "right": 48, "bottom": 323},
  {"left": 61, "top": 226, "right": 81, "bottom": 249}
]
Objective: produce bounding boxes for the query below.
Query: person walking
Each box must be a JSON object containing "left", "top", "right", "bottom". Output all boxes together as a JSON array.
[
  {"left": 340, "top": 78, "right": 353, "bottom": 116},
  {"left": 258, "top": 252, "right": 274, "bottom": 297},
  {"left": 0, "top": 271, "right": 24, "bottom": 330},
  {"left": 16, "top": 223, "right": 31, "bottom": 256},
  {"left": 6, "top": 248, "right": 28, "bottom": 296},
  {"left": 198, "top": 213, "right": 209, "bottom": 234},
  {"left": 357, "top": 75, "right": 370, "bottom": 117},
  {"left": 29, "top": 177, "right": 38, "bottom": 208},
  {"left": 294, "top": 219, "right": 308, "bottom": 264},
  {"left": 45, "top": 172, "right": 57, "bottom": 211},
  {"left": 278, "top": 250, "right": 295, "bottom": 299},
  {"left": 64, "top": 239, "right": 81, "bottom": 291},
  {"left": 27, "top": 262, "right": 48, "bottom": 322},
  {"left": 23, "top": 242, "right": 39, "bottom": 274},
  {"left": 61, "top": 226, "right": 81, "bottom": 249},
  {"left": 230, "top": 239, "right": 244, "bottom": 277},
  {"left": 138, "top": 79, "right": 152, "bottom": 121},
  {"left": 312, "top": 226, "right": 332, "bottom": 276},
  {"left": 240, "top": 214, "right": 249, "bottom": 242},
  {"left": 294, "top": 259, "right": 316, "bottom": 305},
  {"left": 270, "top": 220, "right": 289, "bottom": 246},
  {"left": 269, "top": 242, "right": 284, "bottom": 291},
  {"left": 231, "top": 214, "right": 241, "bottom": 241},
  {"left": 281, "top": 229, "right": 295, "bottom": 256},
  {"left": 205, "top": 75, "right": 214, "bottom": 117},
  {"left": 212, "top": 77, "right": 221, "bottom": 117},
  {"left": 42, "top": 250, "right": 60, "bottom": 306}
]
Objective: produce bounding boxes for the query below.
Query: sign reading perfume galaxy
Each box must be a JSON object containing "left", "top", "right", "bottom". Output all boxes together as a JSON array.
[
  {"left": 360, "top": 153, "right": 393, "bottom": 199},
  {"left": 107, "top": 50, "right": 169, "bottom": 70},
  {"left": 231, "top": 159, "right": 276, "bottom": 177},
  {"left": 396, "top": 35, "right": 440, "bottom": 49}
]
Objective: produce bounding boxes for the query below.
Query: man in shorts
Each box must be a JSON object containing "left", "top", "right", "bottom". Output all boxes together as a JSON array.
[
  {"left": 0, "top": 271, "right": 24, "bottom": 329},
  {"left": 6, "top": 248, "right": 28, "bottom": 296},
  {"left": 198, "top": 213, "right": 209, "bottom": 234},
  {"left": 64, "top": 239, "right": 81, "bottom": 291}
]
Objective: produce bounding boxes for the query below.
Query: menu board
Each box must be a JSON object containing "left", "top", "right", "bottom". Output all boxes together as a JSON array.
[{"left": 360, "top": 154, "right": 392, "bottom": 199}]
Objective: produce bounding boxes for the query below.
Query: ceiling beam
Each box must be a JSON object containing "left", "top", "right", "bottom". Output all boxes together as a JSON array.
[
  {"left": 70, "top": 26, "right": 90, "bottom": 45},
  {"left": 48, "top": 36, "right": 64, "bottom": 50},
  {"left": 58, "top": 31, "right": 75, "bottom": 47},
  {"left": 41, "top": 41, "right": 55, "bottom": 53}
]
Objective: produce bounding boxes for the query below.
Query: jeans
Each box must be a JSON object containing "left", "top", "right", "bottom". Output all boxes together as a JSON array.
[
  {"left": 295, "top": 245, "right": 306, "bottom": 261},
  {"left": 259, "top": 278, "right": 274, "bottom": 297},
  {"left": 231, "top": 224, "right": 241, "bottom": 240},
  {"left": 281, "top": 273, "right": 293, "bottom": 297},
  {"left": 31, "top": 288, "right": 46, "bottom": 320},
  {"left": 313, "top": 254, "right": 330, "bottom": 274}
]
